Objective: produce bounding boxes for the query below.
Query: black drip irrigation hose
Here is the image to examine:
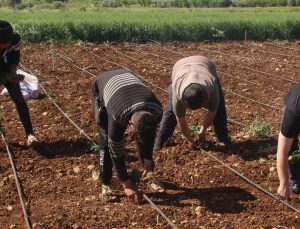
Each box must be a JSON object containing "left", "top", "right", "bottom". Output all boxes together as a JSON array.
[
  {"left": 239, "top": 44, "right": 300, "bottom": 59},
  {"left": 47, "top": 46, "right": 300, "bottom": 216},
  {"left": 135, "top": 41, "right": 300, "bottom": 214},
  {"left": 21, "top": 63, "right": 178, "bottom": 229},
  {"left": 1, "top": 133, "right": 32, "bottom": 229},
  {"left": 198, "top": 147, "right": 300, "bottom": 214},
  {"left": 83, "top": 46, "right": 243, "bottom": 126}
]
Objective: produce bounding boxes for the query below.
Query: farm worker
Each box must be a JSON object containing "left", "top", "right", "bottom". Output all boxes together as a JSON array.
[
  {"left": 92, "top": 68, "right": 163, "bottom": 203},
  {"left": 277, "top": 84, "right": 300, "bottom": 200},
  {"left": 154, "top": 56, "right": 230, "bottom": 150},
  {"left": 0, "top": 20, "right": 38, "bottom": 146}
]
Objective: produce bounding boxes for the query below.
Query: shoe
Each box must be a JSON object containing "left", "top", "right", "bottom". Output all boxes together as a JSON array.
[
  {"left": 215, "top": 137, "right": 232, "bottom": 148},
  {"left": 27, "top": 134, "right": 39, "bottom": 146},
  {"left": 100, "top": 185, "right": 119, "bottom": 202},
  {"left": 141, "top": 172, "right": 165, "bottom": 193},
  {"left": 291, "top": 183, "right": 300, "bottom": 194}
]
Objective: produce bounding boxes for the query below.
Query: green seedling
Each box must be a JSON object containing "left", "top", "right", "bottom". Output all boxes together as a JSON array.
[
  {"left": 243, "top": 117, "right": 271, "bottom": 137},
  {"left": 0, "top": 126, "right": 5, "bottom": 134},
  {"left": 89, "top": 142, "right": 99, "bottom": 152},
  {"left": 288, "top": 150, "right": 300, "bottom": 164},
  {"left": 190, "top": 125, "right": 201, "bottom": 136}
]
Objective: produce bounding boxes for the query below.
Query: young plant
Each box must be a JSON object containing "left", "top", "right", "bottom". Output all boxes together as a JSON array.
[
  {"left": 129, "top": 168, "right": 142, "bottom": 185},
  {"left": 190, "top": 125, "right": 201, "bottom": 137},
  {"left": 288, "top": 150, "right": 300, "bottom": 164},
  {"left": 243, "top": 117, "right": 271, "bottom": 137},
  {"left": 89, "top": 141, "right": 99, "bottom": 152}
]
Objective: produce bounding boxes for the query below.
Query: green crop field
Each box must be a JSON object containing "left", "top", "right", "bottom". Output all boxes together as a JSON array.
[{"left": 1, "top": 7, "right": 300, "bottom": 42}]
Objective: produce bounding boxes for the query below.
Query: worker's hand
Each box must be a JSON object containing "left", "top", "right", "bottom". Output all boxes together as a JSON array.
[
  {"left": 277, "top": 183, "right": 291, "bottom": 200},
  {"left": 121, "top": 179, "right": 143, "bottom": 204},
  {"left": 187, "top": 139, "right": 198, "bottom": 149}
]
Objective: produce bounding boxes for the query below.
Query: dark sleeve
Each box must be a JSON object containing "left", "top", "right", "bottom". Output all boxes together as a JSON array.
[
  {"left": 7, "top": 33, "right": 21, "bottom": 65},
  {"left": 281, "top": 109, "right": 300, "bottom": 138},
  {"left": 107, "top": 117, "right": 129, "bottom": 182}
]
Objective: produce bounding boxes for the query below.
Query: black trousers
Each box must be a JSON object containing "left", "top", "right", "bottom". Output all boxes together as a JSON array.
[
  {"left": 94, "top": 95, "right": 113, "bottom": 186},
  {"left": 155, "top": 80, "right": 230, "bottom": 148},
  {"left": 288, "top": 135, "right": 300, "bottom": 186},
  {"left": 4, "top": 81, "right": 34, "bottom": 136}
]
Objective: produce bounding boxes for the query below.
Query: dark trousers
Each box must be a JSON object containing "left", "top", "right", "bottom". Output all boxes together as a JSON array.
[
  {"left": 288, "top": 136, "right": 300, "bottom": 186},
  {"left": 4, "top": 81, "right": 34, "bottom": 136},
  {"left": 94, "top": 97, "right": 113, "bottom": 186},
  {"left": 155, "top": 81, "right": 229, "bottom": 148}
]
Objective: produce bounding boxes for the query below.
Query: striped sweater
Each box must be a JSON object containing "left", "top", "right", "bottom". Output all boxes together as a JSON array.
[{"left": 93, "top": 68, "right": 162, "bottom": 160}]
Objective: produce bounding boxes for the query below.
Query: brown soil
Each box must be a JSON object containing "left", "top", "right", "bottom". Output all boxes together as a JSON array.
[{"left": 1, "top": 41, "right": 300, "bottom": 228}]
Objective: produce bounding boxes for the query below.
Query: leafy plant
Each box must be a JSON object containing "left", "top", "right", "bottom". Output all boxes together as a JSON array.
[
  {"left": 243, "top": 117, "right": 271, "bottom": 137},
  {"left": 89, "top": 141, "right": 99, "bottom": 152},
  {"left": 190, "top": 125, "right": 201, "bottom": 136},
  {"left": 129, "top": 168, "right": 142, "bottom": 185},
  {"left": 288, "top": 150, "right": 300, "bottom": 164}
]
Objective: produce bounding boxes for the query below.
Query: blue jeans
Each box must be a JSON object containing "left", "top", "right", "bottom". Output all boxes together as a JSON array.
[{"left": 155, "top": 80, "right": 230, "bottom": 149}]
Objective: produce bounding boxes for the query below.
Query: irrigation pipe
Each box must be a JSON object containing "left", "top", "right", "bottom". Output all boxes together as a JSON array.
[
  {"left": 127, "top": 43, "right": 300, "bottom": 213},
  {"left": 196, "top": 45, "right": 300, "bottom": 68},
  {"left": 198, "top": 147, "right": 300, "bottom": 214},
  {"left": 20, "top": 62, "right": 178, "bottom": 229},
  {"left": 265, "top": 42, "right": 300, "bottom": 52},
  {"left": 142, "top": 192, "right": 178, "bottom": 229},
  {"left": 1, "top": 133, "right": 32, "bottom": 229},
  {"left": 104, "top": 43, "right": 168, "bottom": 69},
  {"left": 238, "top": 44, "right": 300, "bottom": 59},
  {"left": 81, "top": 47, "right": 168, "bottom": 93},
  {"left": 149, "top": 40, "right": 299, "bottom": 84},
  {"left": 83, "top": 46, "right": 243, "bottom": 126},
  {"left": 95, "top": 42, "right": 300, "bottom": 214},
  {"left": 218, "top": 70, "right": 285, "bottom": 95},
  {"left": 103, "top": 42, "right": 283, "bottom": 112}
]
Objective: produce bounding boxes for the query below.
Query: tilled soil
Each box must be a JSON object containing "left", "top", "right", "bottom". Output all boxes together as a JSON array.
[{"left": 1, "top": 41, "right": 300, "bottom": 228}]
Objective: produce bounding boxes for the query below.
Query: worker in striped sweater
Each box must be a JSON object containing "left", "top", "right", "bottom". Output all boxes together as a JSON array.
[{"left": 92, "top": 68, "right": 163, "bottom": 203}]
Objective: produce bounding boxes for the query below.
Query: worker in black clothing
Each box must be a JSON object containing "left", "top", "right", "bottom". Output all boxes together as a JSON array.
[
  {"left": 0, "top": 20, "right": 38, "bottom": 145},
  {"left": 277, "top": 83, "right": 300, "bottom": 200}
]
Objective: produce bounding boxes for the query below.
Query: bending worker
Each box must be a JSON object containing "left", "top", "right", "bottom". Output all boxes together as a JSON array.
[
  {"left": 92, "top": 68, "right": 163, "bottom": 203},
  {"left": 155, "top": 56, "right": 231, "bottom": 149}
]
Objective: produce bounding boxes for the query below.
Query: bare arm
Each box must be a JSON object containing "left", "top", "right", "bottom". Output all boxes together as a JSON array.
[
  {"left": 277, "top": 132, "right": 293, "bottom": 199},
  {"left": 176, "top": 116, "right": 194, "bottom": 143}
]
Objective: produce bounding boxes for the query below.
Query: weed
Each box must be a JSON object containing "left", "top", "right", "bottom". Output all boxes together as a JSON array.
[
  {"left": 243, "top": 117, "right": 271, "bottom": 137},
  {"left": 0, "top": 126, "right": 5, "bottom": 134},
  {"left": 66, "top": 109, "right": 75, "bottom": 118},
  {"left": 190, "top": 125, "right": 201, "bottom": 136},
  {"left": 288, "top": 150, "right": 300, "bottom": 164},
  {"left": 89, "top": 141, "right": 99, "bottom": 152},
  {"left": 129, "top": 168, "right": 142, "bottom": 185}
]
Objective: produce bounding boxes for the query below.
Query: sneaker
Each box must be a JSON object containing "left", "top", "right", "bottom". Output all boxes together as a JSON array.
[
  {"left": 100, "top": 185, "right": 119, "bottom": 202},
  {"left": 291, "top": 183, "right": 300, "bottom": 194},
  {"left": 27, "top": 134, "right": 39, "bottom": 146}
]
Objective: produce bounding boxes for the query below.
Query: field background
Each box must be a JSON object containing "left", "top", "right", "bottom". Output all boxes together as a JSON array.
[{"left": 0, "top": 1, "right": 300, "bottom": 41}]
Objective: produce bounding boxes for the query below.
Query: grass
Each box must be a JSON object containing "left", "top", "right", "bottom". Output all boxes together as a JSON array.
[{"left": 1, "top": 7, "right": 300, "bottom": 42}]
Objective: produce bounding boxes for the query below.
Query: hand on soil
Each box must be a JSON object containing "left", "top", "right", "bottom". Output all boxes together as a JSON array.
[
  {"left": 277, "top": 183, "right": 291, "bottom": 200},
  {"left": 122, "top": 179, "right": 143, "bottom": 204}
]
